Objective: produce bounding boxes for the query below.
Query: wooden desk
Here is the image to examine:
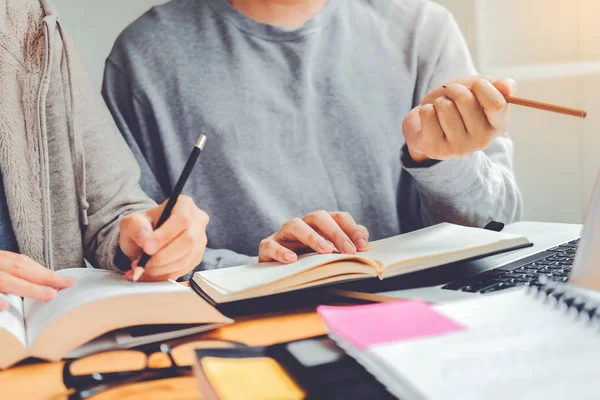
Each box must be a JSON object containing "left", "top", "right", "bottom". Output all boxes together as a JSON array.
[{"left": 0, "top": 309, "right": 327, "bottom": 400}]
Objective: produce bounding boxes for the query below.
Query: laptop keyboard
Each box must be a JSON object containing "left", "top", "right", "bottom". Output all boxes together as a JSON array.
[{"left": 441, "top": 238, "right": 580, "bottom": 294}]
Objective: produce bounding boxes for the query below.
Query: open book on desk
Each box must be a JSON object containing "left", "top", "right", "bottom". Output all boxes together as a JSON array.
[
  {"left": 192, "top": 223, "right": 532, "bottom": 304},
  {"left": 0, "top": 268, "right": 232, "bottom": 369}
]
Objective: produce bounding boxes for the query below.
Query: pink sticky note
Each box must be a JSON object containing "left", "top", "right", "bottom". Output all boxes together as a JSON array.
[{"left": 317, "top": 301, "right": 464, "bottom": 349}]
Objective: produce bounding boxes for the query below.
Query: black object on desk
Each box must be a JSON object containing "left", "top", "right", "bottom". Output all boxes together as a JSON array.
[
  {"left": 190, "top": 278, "right": 346, "bottom": 317},
  {"left": 268, "top": 336, "right": 395, "bottom": 400},
  {"left": 194, "top": 336, "right": 395, "bottom": 400}
]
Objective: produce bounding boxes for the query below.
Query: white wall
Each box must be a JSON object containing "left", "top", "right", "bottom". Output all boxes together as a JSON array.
[
  {"left": 438, "top": 0, "right": 600, "bottom": 224},
  {"left": 54, "top": 0, "right": 167, "bottom": 87}
]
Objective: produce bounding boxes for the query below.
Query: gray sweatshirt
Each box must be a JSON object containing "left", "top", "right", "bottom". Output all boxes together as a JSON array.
[
  {"left": 103, "top": 0, "right": 523, "bottom": 271},
  {"left": 0, "top": 0, "right": 155, "bottom": 271}
]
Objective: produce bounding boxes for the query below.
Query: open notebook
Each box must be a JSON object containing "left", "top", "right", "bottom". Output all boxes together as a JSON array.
[
  {"left": 319, "top": 282, "right": 600, "bottom": 400},
  {"left": 0, "top": 268, "right": 231, "bottom": 369},
  {"left": 193, "top": 223, "right": 531, "bottom": 304}
]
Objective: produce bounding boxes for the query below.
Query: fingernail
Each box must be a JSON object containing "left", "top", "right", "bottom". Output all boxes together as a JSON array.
[
  {"left": 145, "top": 239, "right": 159, "bottom": 254},
  {"left": 284, "top": 252, "right": 296, "bottom": 262},
  {"left": 342, "top": 240, "right": 356, "bottom": 254},
  {"left": 357, "top": 238, "right": 369, "bottom": 250},
  {"left": 318, "top": 239, "right": 333, "bottom": 253}
]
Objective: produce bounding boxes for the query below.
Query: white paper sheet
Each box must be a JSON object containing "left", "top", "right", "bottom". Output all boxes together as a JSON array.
[{"left": 370, "top": 318, "right": 600, "bottom": 400}]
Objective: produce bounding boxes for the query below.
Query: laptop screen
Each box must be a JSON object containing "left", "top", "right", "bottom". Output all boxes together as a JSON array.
[{"left": 569, "top": 171, "right": 600, "bottom": 290}]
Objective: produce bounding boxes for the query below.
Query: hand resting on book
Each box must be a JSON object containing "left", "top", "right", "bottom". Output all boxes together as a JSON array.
[
  {"left": 258, "top": 210, "right": 370, "bottom": 264},
  {"left": 0, "top": 252, "right": 75, "bottom": 310}
]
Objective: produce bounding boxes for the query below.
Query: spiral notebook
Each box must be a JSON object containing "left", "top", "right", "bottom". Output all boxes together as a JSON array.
[{"left": 322, "top": 282, "right": 600, "bottom": 400}]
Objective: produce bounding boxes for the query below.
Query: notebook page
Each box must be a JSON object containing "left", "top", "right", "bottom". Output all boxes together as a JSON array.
[
  {"left": 0, "top": 294, "right": 25, "bottom": 347},
  {"left": 362, "top": 223, "right": 525, "bottom": 268},
  {"left": 369, "top": 318, "right": 600, "bottom": 400},
  {"left": 23, "top": 268, "right": 188, "bottom": 346},
  {"left": 198, "top": 224, "right": 526, "bottom": 295},
  {"left": 197, "top": 253, "right": 358, "bottom": 294},
  {"left": 434, "top": 288, "right": 565, "bottom": 329}
]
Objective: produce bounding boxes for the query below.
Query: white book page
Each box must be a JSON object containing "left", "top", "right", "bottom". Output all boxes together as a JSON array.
[
  {"left": 23, "top": 268, "right": 188, "bottom": 346},
  {"left": 369, "top": 316, "right": 600, "bottom": 400},
  {"left": 197, "top": 252, "right": 355, "bottom": 294},
  {"left": 0, "top": 293, "right": 26, "bottom": 347},
  {"left": 363, "top": 223, "right": 524, "bottom": 268}
]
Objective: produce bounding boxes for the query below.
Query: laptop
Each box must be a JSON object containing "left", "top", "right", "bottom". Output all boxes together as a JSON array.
[{"left": 340, "top": 176, "right": 600, "bottom": 303}]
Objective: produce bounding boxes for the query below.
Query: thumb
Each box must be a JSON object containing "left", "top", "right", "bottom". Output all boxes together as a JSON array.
[
  {"left": 402, "top": 105, "right": 422, "bottom": 142},
  {"left": 494, "top": 77, "right": 517, "bottom": 97}
]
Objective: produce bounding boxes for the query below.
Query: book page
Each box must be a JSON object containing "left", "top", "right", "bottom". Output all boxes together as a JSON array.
[
  {"left": 364, "top": 223, "right": 525, "bottom": 269},
  {"left": 23, "top": 268, "right": 190, "bottom": 346},
  {"left": 197, "top": 253, "right": 371, "bottom": 294},
  {"left": 0, "top": 293, "right": 25, "bottom": 347}
]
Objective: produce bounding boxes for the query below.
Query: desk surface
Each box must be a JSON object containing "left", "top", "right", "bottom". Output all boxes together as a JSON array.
[
  {"left": 0, "top": 309, "right": 327, "bottom": 400},
  {"left": 2, "top": 221, "right": 580, "bottom": 399}
]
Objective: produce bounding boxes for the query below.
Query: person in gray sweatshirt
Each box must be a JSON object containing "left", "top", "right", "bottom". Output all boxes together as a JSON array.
[
  {"left": 103, "top": 0, "right": 523, "bottom": 270},
  {"left": 0, "top": 0, "right": 210, "bottom": 310}
]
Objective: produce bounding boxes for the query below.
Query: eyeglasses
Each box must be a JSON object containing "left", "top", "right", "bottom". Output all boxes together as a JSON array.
[{"left": 63, "top": 339, "right": 247, "bottom": 400}]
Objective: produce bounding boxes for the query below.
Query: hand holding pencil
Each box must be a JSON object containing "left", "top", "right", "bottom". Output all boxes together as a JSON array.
[
  {"left": 118, "top": 135, "right": 209, "bottom": 283},
  {"left": 402, "top": 76, "right": 587, "bottom": 164}
]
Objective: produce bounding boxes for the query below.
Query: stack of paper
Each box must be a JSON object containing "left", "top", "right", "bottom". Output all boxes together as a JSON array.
[
  {"left": 317, "top": 301, "right": 466, "bottom": 400},
  {"left": 318, "top": 289, "right": 600, "bottom": 400}
]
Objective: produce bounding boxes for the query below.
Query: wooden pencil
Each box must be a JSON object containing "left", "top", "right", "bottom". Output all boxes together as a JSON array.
[
  {"left": 504, "top": 95, "right": 587, "bottom": 119},
  {"left": 441, "top": 86, "right": 587, "bottom": 119}
]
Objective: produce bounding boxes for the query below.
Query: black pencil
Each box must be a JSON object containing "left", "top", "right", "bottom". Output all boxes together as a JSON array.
[{"left": 133, "top": 134, "right": 208, "bottom": 282}]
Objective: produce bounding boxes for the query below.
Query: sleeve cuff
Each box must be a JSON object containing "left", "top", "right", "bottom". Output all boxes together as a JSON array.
[
  {"left": 402, "top": 147, "right": 484, "bottom": 200},
  {"left": 104, "top": 229, "right": 131, "bottom": 272},
  {"left": 400, "top": 145, "right": 441, "bottom": 169},
  {"left": 114, "top": 245, "right": 132, "bottom": 272}
]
